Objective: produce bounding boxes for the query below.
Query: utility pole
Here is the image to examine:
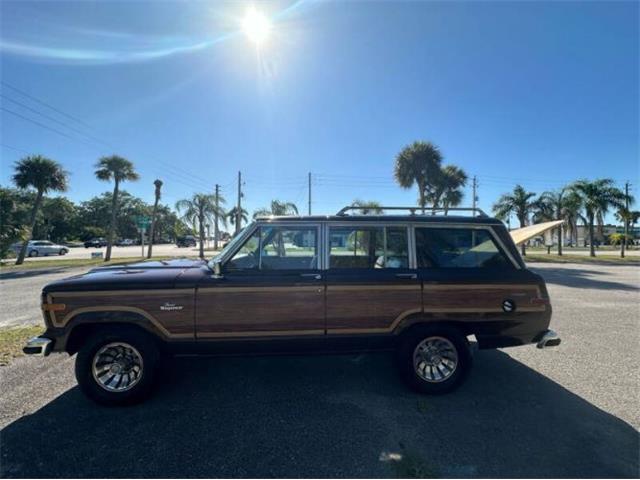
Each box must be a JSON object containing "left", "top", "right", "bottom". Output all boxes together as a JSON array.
[
  {"left": 235, "top": 171, "right": 242, "bottom": 235},
  {"left": 622, "top": 181, "right": 630, "bottom": 258},
  {"left": 214, "top": 184, "right": 220, "bottom": 250},
  {"left": 472, "top": 175, "right": 478, "bottom": 212},
  {"left": 308, "top": 172, "right": 312, "bottom": 216}
]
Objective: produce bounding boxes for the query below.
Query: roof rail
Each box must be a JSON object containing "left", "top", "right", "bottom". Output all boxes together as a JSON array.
[{"left": 335, "top": 206, "right": 488, "bottom": 217}]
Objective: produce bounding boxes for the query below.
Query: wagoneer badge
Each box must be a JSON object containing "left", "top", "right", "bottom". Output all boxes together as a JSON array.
[{"left": 160, "top": 302, "right": 183, "bottom": 311}]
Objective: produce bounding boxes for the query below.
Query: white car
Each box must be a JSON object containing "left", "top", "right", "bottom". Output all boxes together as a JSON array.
[{"left": 12, "top": 240, "right": 69, "bottom": 257}]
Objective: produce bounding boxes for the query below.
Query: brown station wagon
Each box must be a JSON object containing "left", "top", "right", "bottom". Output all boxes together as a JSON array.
[{"left": 25, "top": 206, "right": 560, "bottom": 405}]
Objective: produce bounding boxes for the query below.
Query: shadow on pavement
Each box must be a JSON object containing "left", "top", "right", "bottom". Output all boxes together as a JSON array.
[
  {"left": 532, "top": 267, "right": 638, "bottom": 291},
  {"left": 0, "top": 267, "right": 72, "bottom": 281},
  {"left": 1, "top": 351, "right": 638, "bottom": 478}
]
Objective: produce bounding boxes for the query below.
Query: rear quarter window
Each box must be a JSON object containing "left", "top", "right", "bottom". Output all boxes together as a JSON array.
[{"left": 415, "top": 227, "right": 513, "bottom": 268}]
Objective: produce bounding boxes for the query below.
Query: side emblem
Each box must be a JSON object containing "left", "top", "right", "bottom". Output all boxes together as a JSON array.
[
  {"left": 160, "top": 302, "right": 184, "bottom": 312},
  {"left": 502, "top": 299, "right": 516, "bottom": 313}
]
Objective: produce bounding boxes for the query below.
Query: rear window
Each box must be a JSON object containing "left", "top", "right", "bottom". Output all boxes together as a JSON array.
[
  {"left": 329, "top": 226, "right": 409, "bottom": 269},
  {"left": 415, "top": 228, "right": 512, "bottom": 268}
]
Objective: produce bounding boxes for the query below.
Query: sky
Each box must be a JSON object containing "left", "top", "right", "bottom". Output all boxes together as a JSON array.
[{"left": 1, "top": 0, "right": 638, "bottom": 225}]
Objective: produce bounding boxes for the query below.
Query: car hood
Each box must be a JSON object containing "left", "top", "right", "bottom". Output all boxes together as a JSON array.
[{"left": 43, "top": 258, "right": 209, "bottom": 293}]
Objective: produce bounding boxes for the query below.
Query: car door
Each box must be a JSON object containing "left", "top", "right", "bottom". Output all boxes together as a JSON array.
[
  {"left": 325, "top": 223, "right": 422, "bottom": 334},
  {"left": 196, "top": 223, "right": 326, "bottom": 338}
]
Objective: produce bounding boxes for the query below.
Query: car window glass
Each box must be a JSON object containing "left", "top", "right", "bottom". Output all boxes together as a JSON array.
[
  {"left": 226, "top": 230, "right": 260, "bottom": 270},
  {"left": 329, "top": 226, "right": 408, "bottom": 269},
  {"left": 415, "top": 228, "right": 511, "bottom": 268},
  {"left": 260, "top": 226, "right": 318, "bottom": 270}
]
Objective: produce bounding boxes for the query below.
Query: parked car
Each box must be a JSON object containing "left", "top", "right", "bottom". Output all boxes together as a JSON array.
[
  {"left": 116, "top": 239, "right": 136, "bottom": 247},
  {"left": 25, "top": 206, "right": 559, "bottom": 405},
  {"left": 12, "top": 240, "right": 69, "bottom": 257},
  {"left": 176, "top": 235, "right": 197, "bottom": 247},
  {"left": 84, "top": 238, "right": 108, "bottom": 248}
]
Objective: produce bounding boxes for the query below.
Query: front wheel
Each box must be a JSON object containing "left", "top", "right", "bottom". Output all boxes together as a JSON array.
[
  {"left": 75, "top": 327, "right": 160, "bottom": 406},
  {"left": 397, "top": 325, "right": 472, "bottom": 395},
  {"left": 28, "top": 250, "right": 38, "bottom": 257},
  {"left": 59, "top": 249, "right": 67, "bottom": 255}
]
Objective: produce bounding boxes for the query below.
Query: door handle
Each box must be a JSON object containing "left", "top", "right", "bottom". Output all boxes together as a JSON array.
[
  {"left": 395, "top": 273, "right": 417, "bottom": 280},
  {"left": 300, "top": 273, "right": 322, "bottom": 280}
]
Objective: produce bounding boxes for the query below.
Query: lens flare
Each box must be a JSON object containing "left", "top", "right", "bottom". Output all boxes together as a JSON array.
[{"left": 242, "top": 7, "right": 272, "bottom": 46}]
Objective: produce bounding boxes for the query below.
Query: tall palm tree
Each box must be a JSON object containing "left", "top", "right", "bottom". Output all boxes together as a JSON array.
[
  {"left": 12, "top": 155, "right": 68, "bottom": 265},
  {"left": 253, "top": 200, "right": 299, "bottom": 218},
  {"left": 492, "top": 185, "right": 537, "bottom": 256},
  {"left": 394, "top": 141, "right": 443, "bottom": 212},
  {"left": 538, "top": 188, "right": 575, "bottom": 256},
  {"left": 146, "top": 179, "right": 163, "bottom": 259},
  {"left": 95, "top": 155, "right": 139, "bottom": 261},
  {"left": 175, "top": 194, "right": 217, "bottom": 259},
  {"left": 561, "top": 191, "right": 583, "bottom": 248},
  {"left": 438, "top": 165, "right": 468, "bottom": 214},
  {"left": 227, "top": 207, "right": 249, "bottom": 230},
  {"left": 351, "top": 199, "right": 384, "bottom": 215},
  {"left": 213, "top": 191, "right": 227, "bottom": 250},
  {"left": 570, "top": 179, "right": 625, "bottom": 257}
]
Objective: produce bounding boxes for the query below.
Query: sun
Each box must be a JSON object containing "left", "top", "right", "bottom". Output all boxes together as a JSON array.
[{"left": 242, "top": 7, "right": 272, "bottom": 46}]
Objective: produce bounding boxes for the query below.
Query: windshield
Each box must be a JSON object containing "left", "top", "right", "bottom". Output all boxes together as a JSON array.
[{"left": 207, "top": 224, "right": 252, "bottom": 269}]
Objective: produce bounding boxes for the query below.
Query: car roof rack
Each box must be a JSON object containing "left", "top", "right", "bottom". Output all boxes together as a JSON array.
[{"left": 335, "top": 206, "right": 488, "bottom": 217}]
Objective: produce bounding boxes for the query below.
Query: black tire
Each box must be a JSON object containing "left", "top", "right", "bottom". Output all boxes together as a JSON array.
[
  {"left": 397, "top": 325, "right": 472, "bottom": 395},
  {"left": 59, "top": 249, "right": 67, "bottom": 255},
  {"left": 28, "top": 249, "right": 38, "bottom": 257},
  {"left": 75, "top": 326, "right": 160, "bottom": 406}
]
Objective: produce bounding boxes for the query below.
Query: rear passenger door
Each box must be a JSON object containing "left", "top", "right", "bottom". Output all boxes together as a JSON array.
[{"left": 325, "top": 224, "right": 422, "bottom": 334}]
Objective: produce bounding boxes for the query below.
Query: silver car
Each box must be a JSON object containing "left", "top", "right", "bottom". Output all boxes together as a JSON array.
[{"left": 13, "top": 240, "right": 69, "bottom": 257}]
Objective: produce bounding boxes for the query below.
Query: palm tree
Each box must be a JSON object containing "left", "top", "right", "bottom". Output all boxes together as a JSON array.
[
  {"left": 570, "top": 179, "right": 626, "bottom": 257},
  {"left": 351, "top": 199, "right": 384, "bottom": 215},
  {"left": 213, "top": 191, "right": 227, "bottom": 250},
  {"left": 146, "top": 179, "right": 163, "bottom": 259},
  {"left": 227, "top": 207, "right": 249, "bottom": 230},
  {"left": 175, "top": 194, "right": 217, "bottom": 259},
  {"left": 561, "top": 191, "right": 583, "bottom": 248},
  {"left": 394, "top": 141, "right": 443, "bottom": 212},
  {"left": 12, "top": 155, "right": 68, "bottom": 265},
  {"left": 537, "top": 188, "right": 574, "bottom": 255},
  {"left": 253, "top": 200, "right": 299, "bottom": 218},
  {"left": 492, "top": 185, "right": 537, "bottom": 256},
  {"left": 95, "top": 155, "right": 139, "bottom": 261},
  {"left": 438, "top": 165, "right": 468, "bottom": 214}
]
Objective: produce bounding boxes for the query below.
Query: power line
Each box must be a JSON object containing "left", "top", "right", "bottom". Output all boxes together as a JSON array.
[
  {"left": 0, "top": 143, "right": 30, "bottom": 154},
  {"left": 1, "top": 80, "right": 93, "bottom": 129}
]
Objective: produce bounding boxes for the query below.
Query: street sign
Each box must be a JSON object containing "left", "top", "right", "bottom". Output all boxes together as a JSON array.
[{"left": 134, "top": 215, "right": 151, "bottom": 229}]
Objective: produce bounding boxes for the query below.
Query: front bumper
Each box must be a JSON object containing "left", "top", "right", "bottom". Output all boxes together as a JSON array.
[{"left": 23, "top": 336, "right": 53, "bottom": 356}]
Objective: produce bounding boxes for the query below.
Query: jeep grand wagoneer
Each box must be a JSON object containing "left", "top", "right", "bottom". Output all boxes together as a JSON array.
[{"left": 25, "top": 206, "right": 559, "bottom": 405}]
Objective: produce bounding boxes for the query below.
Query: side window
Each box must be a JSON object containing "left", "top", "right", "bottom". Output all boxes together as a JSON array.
[
  {"left": 329, "top": 226, "right": 408, "bottom": 269},
  {"left": 226, "top": 226, "right": 318, "bottom": 271},
  {"left": 260, "top": 226, "right": 318, "bottom": 270},
  {"left": 415, "top": 228, "right": 512, "bottom": 268}
]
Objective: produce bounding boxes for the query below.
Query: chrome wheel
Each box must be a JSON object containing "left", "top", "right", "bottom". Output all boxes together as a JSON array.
[
  {"left": 413, "top": 336, "right": 458, "bottom": 383},
  {"left": 92, "top": 342, "right": 144, "bottom": 392}
]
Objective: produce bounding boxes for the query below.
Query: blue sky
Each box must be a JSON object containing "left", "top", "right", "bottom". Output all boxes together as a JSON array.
[{"left": 1, "top": 0, "right": 638, "bottom": 224}]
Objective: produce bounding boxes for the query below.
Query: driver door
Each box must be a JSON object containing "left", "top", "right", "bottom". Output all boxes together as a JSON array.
[{"left": 196, "top": 223, "right": 325, "bottom": 338}]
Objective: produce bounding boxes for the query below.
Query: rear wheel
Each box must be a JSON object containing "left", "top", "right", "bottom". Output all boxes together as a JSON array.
[
  {"left": 75, "top": 327, "right": 159, "bottom": 406},
  {"left": 59, "top": 249, "right": 67, "bottom": 255},
  {"left": 397, "top": 325, "right": 472, "bottom": 395},
  {"left": 28, "top": 249, "right": 38, "bottom": 257}
]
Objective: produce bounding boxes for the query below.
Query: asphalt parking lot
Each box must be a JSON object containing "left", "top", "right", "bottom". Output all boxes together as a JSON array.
[{"left": 0, "top": 262, "right": 638, "bottom": 478}]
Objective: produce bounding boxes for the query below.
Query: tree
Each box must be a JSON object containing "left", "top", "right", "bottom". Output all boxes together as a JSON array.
[
  {"left": 213, "top": 190, "right": 227, "bottom": 250},
  {"left": 176, "top": 194, "right": 217, "bottom": 259},
  {"left": 492, "top": 185, "right": 537, "bottom": 256},
  {"left": 146, "top": 179, "right": 163, "bottom": 259},
  {"left": 561, "top": 191, "right": 583, "bottom": 248},
  {"left": 351, "top": 199, "right": 384, "bottom": 215},
  {"left": 394, "top": 141, "right": 443, "bottom": 212},
  {"left": 437, "top": 165, "right": 468, "bottom": 214},
  {"left": 227, "top": 206, "right": 248, "bottom": 230},
  {"left": 12, "top": 155, "right": 68, "bottom": 265},
  {"left": 537, "top": 188, "right": 575, "bottom": 256},
  {"left": 570, "top": 179, "right": 626, "bottom": 257},
  {"left": 95, "top": 155, "right": 139, "bottom": 261},
  {"left": 253, "top": 200, "right": 299, "bottom": 218}
]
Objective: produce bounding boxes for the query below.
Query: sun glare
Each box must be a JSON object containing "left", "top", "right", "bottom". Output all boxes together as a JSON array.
[{"left": 242, "top": 7, "right": 272, "bottom": 46}]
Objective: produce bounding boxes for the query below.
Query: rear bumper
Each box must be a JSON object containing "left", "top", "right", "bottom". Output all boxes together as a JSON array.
[
  {"left": 23, "top": 336, "right": 53, "bottom": 356},
  {"left": 477, "top": 329, "right": 561, "bottom": 350}
]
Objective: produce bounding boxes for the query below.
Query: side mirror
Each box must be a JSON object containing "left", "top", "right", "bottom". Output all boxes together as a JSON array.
[{"left": 213, "top": 259, "right": 223, "bottom": 276}]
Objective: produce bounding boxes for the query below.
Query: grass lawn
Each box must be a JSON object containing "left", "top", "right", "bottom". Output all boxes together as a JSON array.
[
  {"left": 525, "top": 253, "right": 640, "bottom": 265},
  {"left": 0, "top": 255, "right": 196, "bottom": 271},
  {"left": 0, "top": 326, "right": 44, "bottom": 366}
]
